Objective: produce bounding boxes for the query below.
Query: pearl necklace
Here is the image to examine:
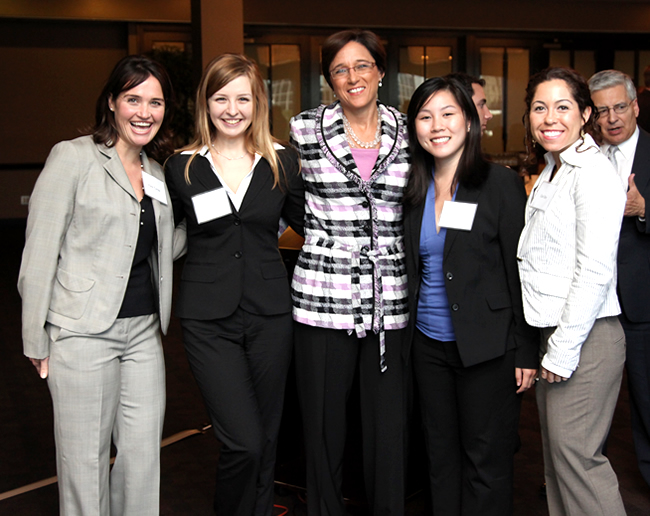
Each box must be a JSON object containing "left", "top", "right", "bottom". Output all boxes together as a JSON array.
[
  {"left": 342, "top": 108, "right": 381, "bottom": 149},
  {"left": 211, "top": 142, "right": 248, "bottom": 160}
]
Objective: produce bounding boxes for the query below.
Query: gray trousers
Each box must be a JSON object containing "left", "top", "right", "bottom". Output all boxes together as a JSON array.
[
  {"left": 537, "top": 316, "right": 626, "bottom": 516},
  {"left": 47, "top": 313, "right": 165, "bottom": 516}
]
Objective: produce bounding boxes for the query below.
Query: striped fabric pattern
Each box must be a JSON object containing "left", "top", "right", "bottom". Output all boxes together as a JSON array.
[
  {"left": 290, "top": 101, "right": 410, "bottom": 338},
  {"left": 517, "top": 134, "right": 625, "bottom": 377}
]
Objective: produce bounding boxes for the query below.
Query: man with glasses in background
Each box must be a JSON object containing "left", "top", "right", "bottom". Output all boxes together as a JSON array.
[{"left": 590, "top": 69, "right": 650, "bottom": 488}]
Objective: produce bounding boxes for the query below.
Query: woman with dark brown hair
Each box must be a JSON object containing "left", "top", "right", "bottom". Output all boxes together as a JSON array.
[
  {"left": 290, "top": 30, "right": 410, "bottom": 515},
  {"left": 518, "top": 67, "right": 627, "bottom": 515},
  {"left": 19, "top": 54, "right": 177, "bottom": 515}
]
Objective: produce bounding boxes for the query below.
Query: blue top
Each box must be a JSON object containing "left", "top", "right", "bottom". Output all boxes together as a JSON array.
[{"left": 416, "top": 178, "right": 456, "bottom": 342}]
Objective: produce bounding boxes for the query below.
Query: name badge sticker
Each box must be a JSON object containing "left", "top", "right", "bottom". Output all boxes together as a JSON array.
[
  {"left": 529, "top": 181, "right": 558, "bottom": 212},
  {"left": 142, "top": 172, "right": 168, "bottom": 205},
  {"left": 191, "top": 188, "right": 232, "bottom": 224},
  {"left": 438, "top": 201, "right": 478, "bottom": 231}
]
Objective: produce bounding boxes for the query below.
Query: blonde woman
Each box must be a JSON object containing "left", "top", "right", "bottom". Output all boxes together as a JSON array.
[{"left": 164, "top": 54, "right": 304, "bottom": 516}]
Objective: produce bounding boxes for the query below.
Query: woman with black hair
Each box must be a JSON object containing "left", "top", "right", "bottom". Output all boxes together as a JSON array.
[{"left": 403, "top": 75, "right": 538, "bottom": 516}]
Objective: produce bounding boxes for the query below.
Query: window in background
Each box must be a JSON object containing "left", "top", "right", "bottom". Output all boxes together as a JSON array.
[
  {"left": 245, "top": 44, "right": 300, "bottom": 141},
  {"left": 398, "top": 46, "right": 452, "bottom": 113},
  {"left": 480, "top": 47, "right": 529, "bottom": 156}
]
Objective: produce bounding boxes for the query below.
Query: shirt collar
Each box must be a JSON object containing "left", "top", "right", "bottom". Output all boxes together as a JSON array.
[
  {"left": 545, "top": 133, "right": 600, "bottom": 168},
  {"left": 601, "top": 125, "right": 639, "bottom": 162}
]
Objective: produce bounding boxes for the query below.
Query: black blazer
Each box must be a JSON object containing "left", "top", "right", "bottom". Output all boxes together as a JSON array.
[
  {"left": 165, "top": 147, "right": 305, "bottom": 320},
  {"left": 617, "top": 129, "right": 650, "bottom": 323},
  {"left": 404, "top": 163, "right": 538, "bottom": 368}
]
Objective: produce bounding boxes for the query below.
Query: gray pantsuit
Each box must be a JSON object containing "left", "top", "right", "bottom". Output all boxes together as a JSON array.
[
  {"left": 47, "top": 314, "right": 165, "bottom": 516},
  {"left": 18, "top": 136, "right": 178, "bottom": 516},
  {"left": 537, "top": 317, "right": 626, "bottom": 516}
]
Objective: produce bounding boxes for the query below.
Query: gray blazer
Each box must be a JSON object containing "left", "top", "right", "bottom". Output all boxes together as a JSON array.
[{"left": 18, "top": 135, "right": 176, "bottom": 359}]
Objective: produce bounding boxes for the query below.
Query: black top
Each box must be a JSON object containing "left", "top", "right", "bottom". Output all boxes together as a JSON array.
[
  {"left": 118, "top": 195, "right": 157, "bottom": 318},
  {"left": 164, "top": 148, "right": 305, "bottom": 320}
]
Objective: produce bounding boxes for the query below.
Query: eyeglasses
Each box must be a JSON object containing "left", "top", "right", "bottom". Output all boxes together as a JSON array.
[
  {"left": 330, "top": 62, "right": 376, "bottom": 79},
  {"left": 595, "top": 100, "right": 634, "bottom": 117}
]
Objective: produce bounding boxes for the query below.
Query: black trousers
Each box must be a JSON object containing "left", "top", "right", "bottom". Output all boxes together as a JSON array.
[
  {"left": 181, "top": 309, "right": 293, "bottom": 516},
  {"left": 412, "top": 329, "right": 519, "bottom": 516},
  {"left": 620, "top": 313, "right": 650, "bottom": 487},
  {"left": 294, "top": 323, "right": 408, "bottom": 516}
]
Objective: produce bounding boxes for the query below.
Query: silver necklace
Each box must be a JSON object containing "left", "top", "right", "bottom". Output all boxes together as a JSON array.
[
  {"left": 211, "top": 142, "right": 248, "bottom": 160},
  {"left": 342, "top": 108, "right": 381, "bottom": 149}
]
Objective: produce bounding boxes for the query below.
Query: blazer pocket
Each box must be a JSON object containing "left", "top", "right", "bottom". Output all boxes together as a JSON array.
[
  {"left": 261, "top": 261, "right": 287, "bottom": 280},
  {"left": 49, "top": 268, "right": 95, "bottom": 320},
  {"left": 181, "top": 263, "right": 219, "bottom": 282},
  {"left": 486, "top": 291, "right": 512, "bottom": 310}
]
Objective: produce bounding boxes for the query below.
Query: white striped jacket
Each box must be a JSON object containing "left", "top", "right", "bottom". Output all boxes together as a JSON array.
[{"left": 517, "top": 134, "right": 625, "bottom": 377}]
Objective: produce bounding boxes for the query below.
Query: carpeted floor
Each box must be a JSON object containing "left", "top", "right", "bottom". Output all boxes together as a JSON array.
[{"left": 1, "top": 219, "right": 649, "bottom": 515}]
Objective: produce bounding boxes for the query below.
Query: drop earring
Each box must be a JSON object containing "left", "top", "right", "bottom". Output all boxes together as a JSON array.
[{"left": 379, "top": 79, "right": 383, "bottom": 88}]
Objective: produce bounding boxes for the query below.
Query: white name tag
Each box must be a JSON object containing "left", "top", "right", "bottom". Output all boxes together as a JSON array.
[
  {"left": 438, "top": 201, "right": 477, "bottom": 231},
  {"left": 191, "top": 188, "right": 232, "bottom": 224},
  {"left": 142, "top": 172, "right": 168, "bottom": 205},
  {"left": 529, "top": 181, "right": 557, "bottom": 212}
]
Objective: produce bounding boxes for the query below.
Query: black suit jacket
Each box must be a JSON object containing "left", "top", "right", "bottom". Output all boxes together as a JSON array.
[
  {"left": 165, "top": 147, "right": 304, "bottom": 320},
  {"left": 636, "top": 90, "right": 650, "bottom": 134},
  {"left": 617, "top": 129, "right": 650, "bottom": 323},
  {"left": 404, "top": 163, "right": 538, "bottom": 368}
]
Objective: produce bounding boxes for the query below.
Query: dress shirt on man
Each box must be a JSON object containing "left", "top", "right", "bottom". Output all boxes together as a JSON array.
[
  {"left": 517, "top": 135, "right": 626, "bottom": 378},
  {"left": 601, "top": 126, "right": 640, "bottom": 190}
]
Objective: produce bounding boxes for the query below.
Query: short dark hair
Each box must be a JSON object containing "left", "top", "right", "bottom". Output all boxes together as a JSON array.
[
  {"left": 93, "top": 55, "right": 175, "bottom": 162},
  {"left": 523, "top": 67, "right": 595, "bottom": 165},
  {"left": 405, "top": 76, "right": 489, "bottom": 207},
  {"left": 321, "top": 29, "right": 386, "bottom": 89},
  {"left": 446, "top": 72, "right": 485, "bottom": 99}
]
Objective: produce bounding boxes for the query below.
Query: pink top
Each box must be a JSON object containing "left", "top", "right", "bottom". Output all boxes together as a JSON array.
[{"left": 351, "top": 148, "right": 379, "bottom": 181}]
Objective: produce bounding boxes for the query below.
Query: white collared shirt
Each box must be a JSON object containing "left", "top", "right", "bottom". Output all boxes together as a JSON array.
[
  {"left": 517, "top": 134, "right": 626, "bottom": 377},
  {"left": 183, "top": 143, "right": 284, "bottom": 212},
  {"left": 601, "top": 125, "right": 639, "bottom": 190}
]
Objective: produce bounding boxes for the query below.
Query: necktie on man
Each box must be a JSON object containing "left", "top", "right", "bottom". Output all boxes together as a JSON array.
[{"left": 607, "top": 145, "right": 620, "bottom": 172}]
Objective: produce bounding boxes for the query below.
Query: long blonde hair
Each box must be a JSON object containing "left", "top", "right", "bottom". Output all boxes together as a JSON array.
[{"left": 179, "top": 53, "right": 283, "bottom": 186}]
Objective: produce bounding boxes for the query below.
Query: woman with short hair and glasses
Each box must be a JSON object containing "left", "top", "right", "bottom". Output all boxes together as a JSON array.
[{"left": 289, "top": 29, "right": 410, "bottom": 515}]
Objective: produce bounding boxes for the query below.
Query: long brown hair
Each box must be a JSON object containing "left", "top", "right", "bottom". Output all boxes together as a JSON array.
[{"left": 178, "top": 53, "right": 284, "bottom": 186}]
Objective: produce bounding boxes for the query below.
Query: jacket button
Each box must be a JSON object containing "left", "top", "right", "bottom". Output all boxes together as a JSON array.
[
  {"left": 362, "top": 201, "right": 369, "bottom": 208},
  {"left": 234, "top": 251, "right": 242, "bottom": 259},
  {"left": 234, "top": 218, "right": 241, "bottom": 226},
  {"left": 451, "top": 303, "right": 459, "bottom": 311},
  {"left": 446, "top": 272, "right": 453, "bottom": 280}
]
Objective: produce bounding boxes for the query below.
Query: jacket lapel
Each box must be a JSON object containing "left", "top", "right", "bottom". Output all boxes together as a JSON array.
[
  {"left": 141, "top": 150, "right": 162, "bottom": 231},
  {"left": 191, "top": 154, "right": 224, "bottom": 193},
  {"left": 99, "top": 144, "right": 137, "bottom": 199},
  {"left": 319, "top": 102, "right": 357, "bottom": 177},
  {"left": 239, "top": 156, "right": 273, "bottom": 213},
  {"left": 407, "top": 200, "right": 426, "bottom": 276},
  {"left": 632, "top": 129, "right": 650, "bottom": 195},
  {"left": 443, "top": 183, "right": 482, "bottom": 260}
]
